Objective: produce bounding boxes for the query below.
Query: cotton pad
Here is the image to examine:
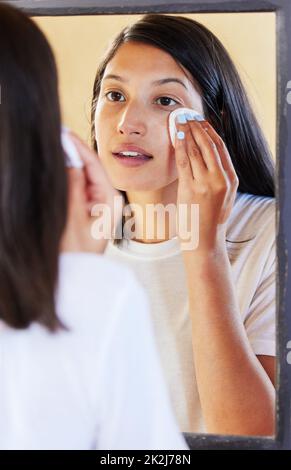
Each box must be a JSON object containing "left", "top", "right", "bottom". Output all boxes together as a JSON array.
[
  {"left": 168, "top": 107, "right": 204, "bottom": 147},
  {"left": 61, "top": 127, "right": 84, "bottom": 169}
]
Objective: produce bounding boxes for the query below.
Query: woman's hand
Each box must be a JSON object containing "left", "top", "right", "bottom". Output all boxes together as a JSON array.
[
  {"left": 60, "top": 132, "right": 122, "bottom": 254},
  {"left": 174, "top": 118, "right": 239, "bottom": 254}
]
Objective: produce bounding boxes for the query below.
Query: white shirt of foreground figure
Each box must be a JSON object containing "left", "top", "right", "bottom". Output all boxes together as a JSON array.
[{"left": 0, "top": 253, "right": 188, "bottom": 450}]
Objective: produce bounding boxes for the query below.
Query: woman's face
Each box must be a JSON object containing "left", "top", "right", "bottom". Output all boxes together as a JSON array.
[{"left": 95, "top": 42, "right": 204, "bottom": 192}]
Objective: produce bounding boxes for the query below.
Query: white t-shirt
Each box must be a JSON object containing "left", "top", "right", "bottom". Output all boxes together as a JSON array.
[
  {"left": 0, "top": 253, "right": 187, "bottom": 450},
  {"left": 105, "top": 191, "right": 276, "bottom": 433}
]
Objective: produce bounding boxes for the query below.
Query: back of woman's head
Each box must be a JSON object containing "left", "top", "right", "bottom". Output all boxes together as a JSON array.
[
  {"left": 0, "top": 4, "right": 67, "bottom": 331},
  {"left": 92, "top": 13, "right": 274, "bottom": 198}
]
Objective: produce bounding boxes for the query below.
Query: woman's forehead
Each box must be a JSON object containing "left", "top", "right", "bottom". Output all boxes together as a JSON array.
[
  {"left": 102, "top": 44, "right": 200, "bottom": 99},
  {"left": 104, "top": 42, "right": 191, "bottom": 82}
]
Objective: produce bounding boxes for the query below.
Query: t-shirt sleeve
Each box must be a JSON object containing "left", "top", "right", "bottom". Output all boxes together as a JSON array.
[
  {"left": 96, "top": 271, "right": 188, "bottom": 451},
  {"left": 244, "top": 239, "right": 276, "bottom": 357}
]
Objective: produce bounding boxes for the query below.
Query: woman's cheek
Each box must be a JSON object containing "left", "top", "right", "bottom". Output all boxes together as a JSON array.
[
  {"left": 97, "top": 142, "right": 107, "bottom": 164},
  {"left": 94, "top": 103, "right": 109, "bottom": 145},
  {"left": 94, "top": 116, "right": 108, "bottom": 161}
]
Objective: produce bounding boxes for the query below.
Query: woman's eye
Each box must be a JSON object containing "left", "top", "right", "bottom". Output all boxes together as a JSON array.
[
  {"left": 156, "top": 96, "right": 179, "bottom": 107},
  {"left": 104, "top": 92, "right": 179, "bottom": 106},
  {"left": 105, "top": 91, "right": 125, "bottom": 102}
]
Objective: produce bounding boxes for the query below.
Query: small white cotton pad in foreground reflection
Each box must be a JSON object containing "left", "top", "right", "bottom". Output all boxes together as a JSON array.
[
  {"left": 61, "top": 128, "right": 84, "bottom": 169},
  {"left": 168, "top": 107, "right": 204, "bottom": 147}
]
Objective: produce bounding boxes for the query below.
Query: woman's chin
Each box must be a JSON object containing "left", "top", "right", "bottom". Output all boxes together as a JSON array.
[
  {"left": 113, "top": 176, "right": 176, "bottom": 193},
  {"left": 114, "top": 183, "right": 155, "bottom": 192}
]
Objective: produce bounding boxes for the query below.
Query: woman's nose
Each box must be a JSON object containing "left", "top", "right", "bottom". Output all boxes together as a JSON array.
[{"left": 117, "top": 107, "right": 147, "bottom": 136}]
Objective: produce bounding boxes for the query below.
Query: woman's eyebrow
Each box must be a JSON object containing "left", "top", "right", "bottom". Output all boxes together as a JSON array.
[
  {"left": 103, "top": 74, "right": 187, "bottom": 89},
  {"left": 153, "top": 78, "right": 187, "bottom": 90}
]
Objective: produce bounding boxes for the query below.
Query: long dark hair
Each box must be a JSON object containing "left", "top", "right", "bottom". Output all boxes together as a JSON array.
[
  {"left": 0, "top": 4, "right": 67, "bottom": 331},
  {"left": 91, "top": 13, "right": 275, "bottom": 200}
]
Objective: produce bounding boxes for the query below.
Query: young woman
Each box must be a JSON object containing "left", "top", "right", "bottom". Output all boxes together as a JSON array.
[
  {"left": 92, "top": 14, "right": 276, "bottom": 436},
  {"left": 0, "top": 4, "right": 187, "bottom": 450}
]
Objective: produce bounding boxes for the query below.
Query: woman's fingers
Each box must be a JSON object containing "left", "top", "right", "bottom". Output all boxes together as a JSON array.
[
  {"left": 200, "top": 122, "right": 238, "bottom": 179},
  {"left": 176, "top": 118, "right": 239, "bottom": 190},
  {"left": 65, "top": 167, "right": 88, "bottom": 230},
  {"left": 61, "top": 167, "right": 108, "bottom": 254},
  {"left": 174, "top": 127, "right": 194, "bottom": 183},
  {"left": 187, "top": 120, "right": 226, "bottom": 174},
  {"left": 68, "top": 132, "right": 118, "bottom": 206},
  {"left": 67, "top": 131, "right": 124, "bottom": 239},
  {"left": 175, "top": 122, "right": 207, "bottom": 181},
  {"left": 196, "top": 121, "right": 239, "bottom": 219},
  {"left": 174, "top": 117, "right": 239, "bottom": 220},
  {"left": 69, "top": 132, "right": 104, "bottom": 184},
  {"left": 68, "top": 131, "right": 95, "bottom": 162},
  {"left": 198, "top": 122, "right": 239, "bottom": 212}
]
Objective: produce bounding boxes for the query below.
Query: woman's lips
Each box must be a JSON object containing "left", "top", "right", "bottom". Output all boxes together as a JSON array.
[{"left": 112, "top": 152, "right": 153, "bottom": 167}]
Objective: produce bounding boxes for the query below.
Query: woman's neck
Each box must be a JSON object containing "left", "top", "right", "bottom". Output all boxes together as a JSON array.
[{"left": 125, "top": 180, "right": 178, "bottom": 244}]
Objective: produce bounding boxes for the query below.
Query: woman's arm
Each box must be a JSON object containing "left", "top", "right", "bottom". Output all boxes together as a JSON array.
[
  {"left": 184, "top": 247, "right": 275, "bottom": 436},
  {"left": 257, "top": 355, "right": 276, "bottom": 386},
  {"left": 174, "top": 118, "right": 275, "bottom": 436}
]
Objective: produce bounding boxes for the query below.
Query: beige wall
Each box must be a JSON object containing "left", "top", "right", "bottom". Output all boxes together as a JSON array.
[{"left": 34, "top": 13, "right": 276, "bottom": 158}]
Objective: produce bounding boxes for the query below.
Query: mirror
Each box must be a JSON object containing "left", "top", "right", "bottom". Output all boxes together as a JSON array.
[{"left": 30, "top": 11, "right": 277, "bottom": 439}]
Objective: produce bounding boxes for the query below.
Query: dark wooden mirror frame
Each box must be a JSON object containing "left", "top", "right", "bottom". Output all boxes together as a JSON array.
[{"left": 6, "top": 0, "right": 291, "bottom": 451}]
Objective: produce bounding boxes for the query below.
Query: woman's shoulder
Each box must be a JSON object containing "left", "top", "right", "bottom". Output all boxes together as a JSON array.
[
  {"left": 58, "top": 252, "right": 136, "bottom": 290},
  {"left": 57, "top": 252, "right": 140, "bottom": 331},
  {"left": 234, "top": 191, "right": 275, "bottom": 216},
  {"left": 227, "top": 191, "right": 275, "bottom": 241}
]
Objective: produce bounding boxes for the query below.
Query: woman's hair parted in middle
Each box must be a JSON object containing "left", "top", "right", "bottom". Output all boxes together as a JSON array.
[
  {"left": 0, "top": 4, "right": 68, "bottom": 331},
  {"left": 91, "top": 13, "right": 275, "bottom": 199}
]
